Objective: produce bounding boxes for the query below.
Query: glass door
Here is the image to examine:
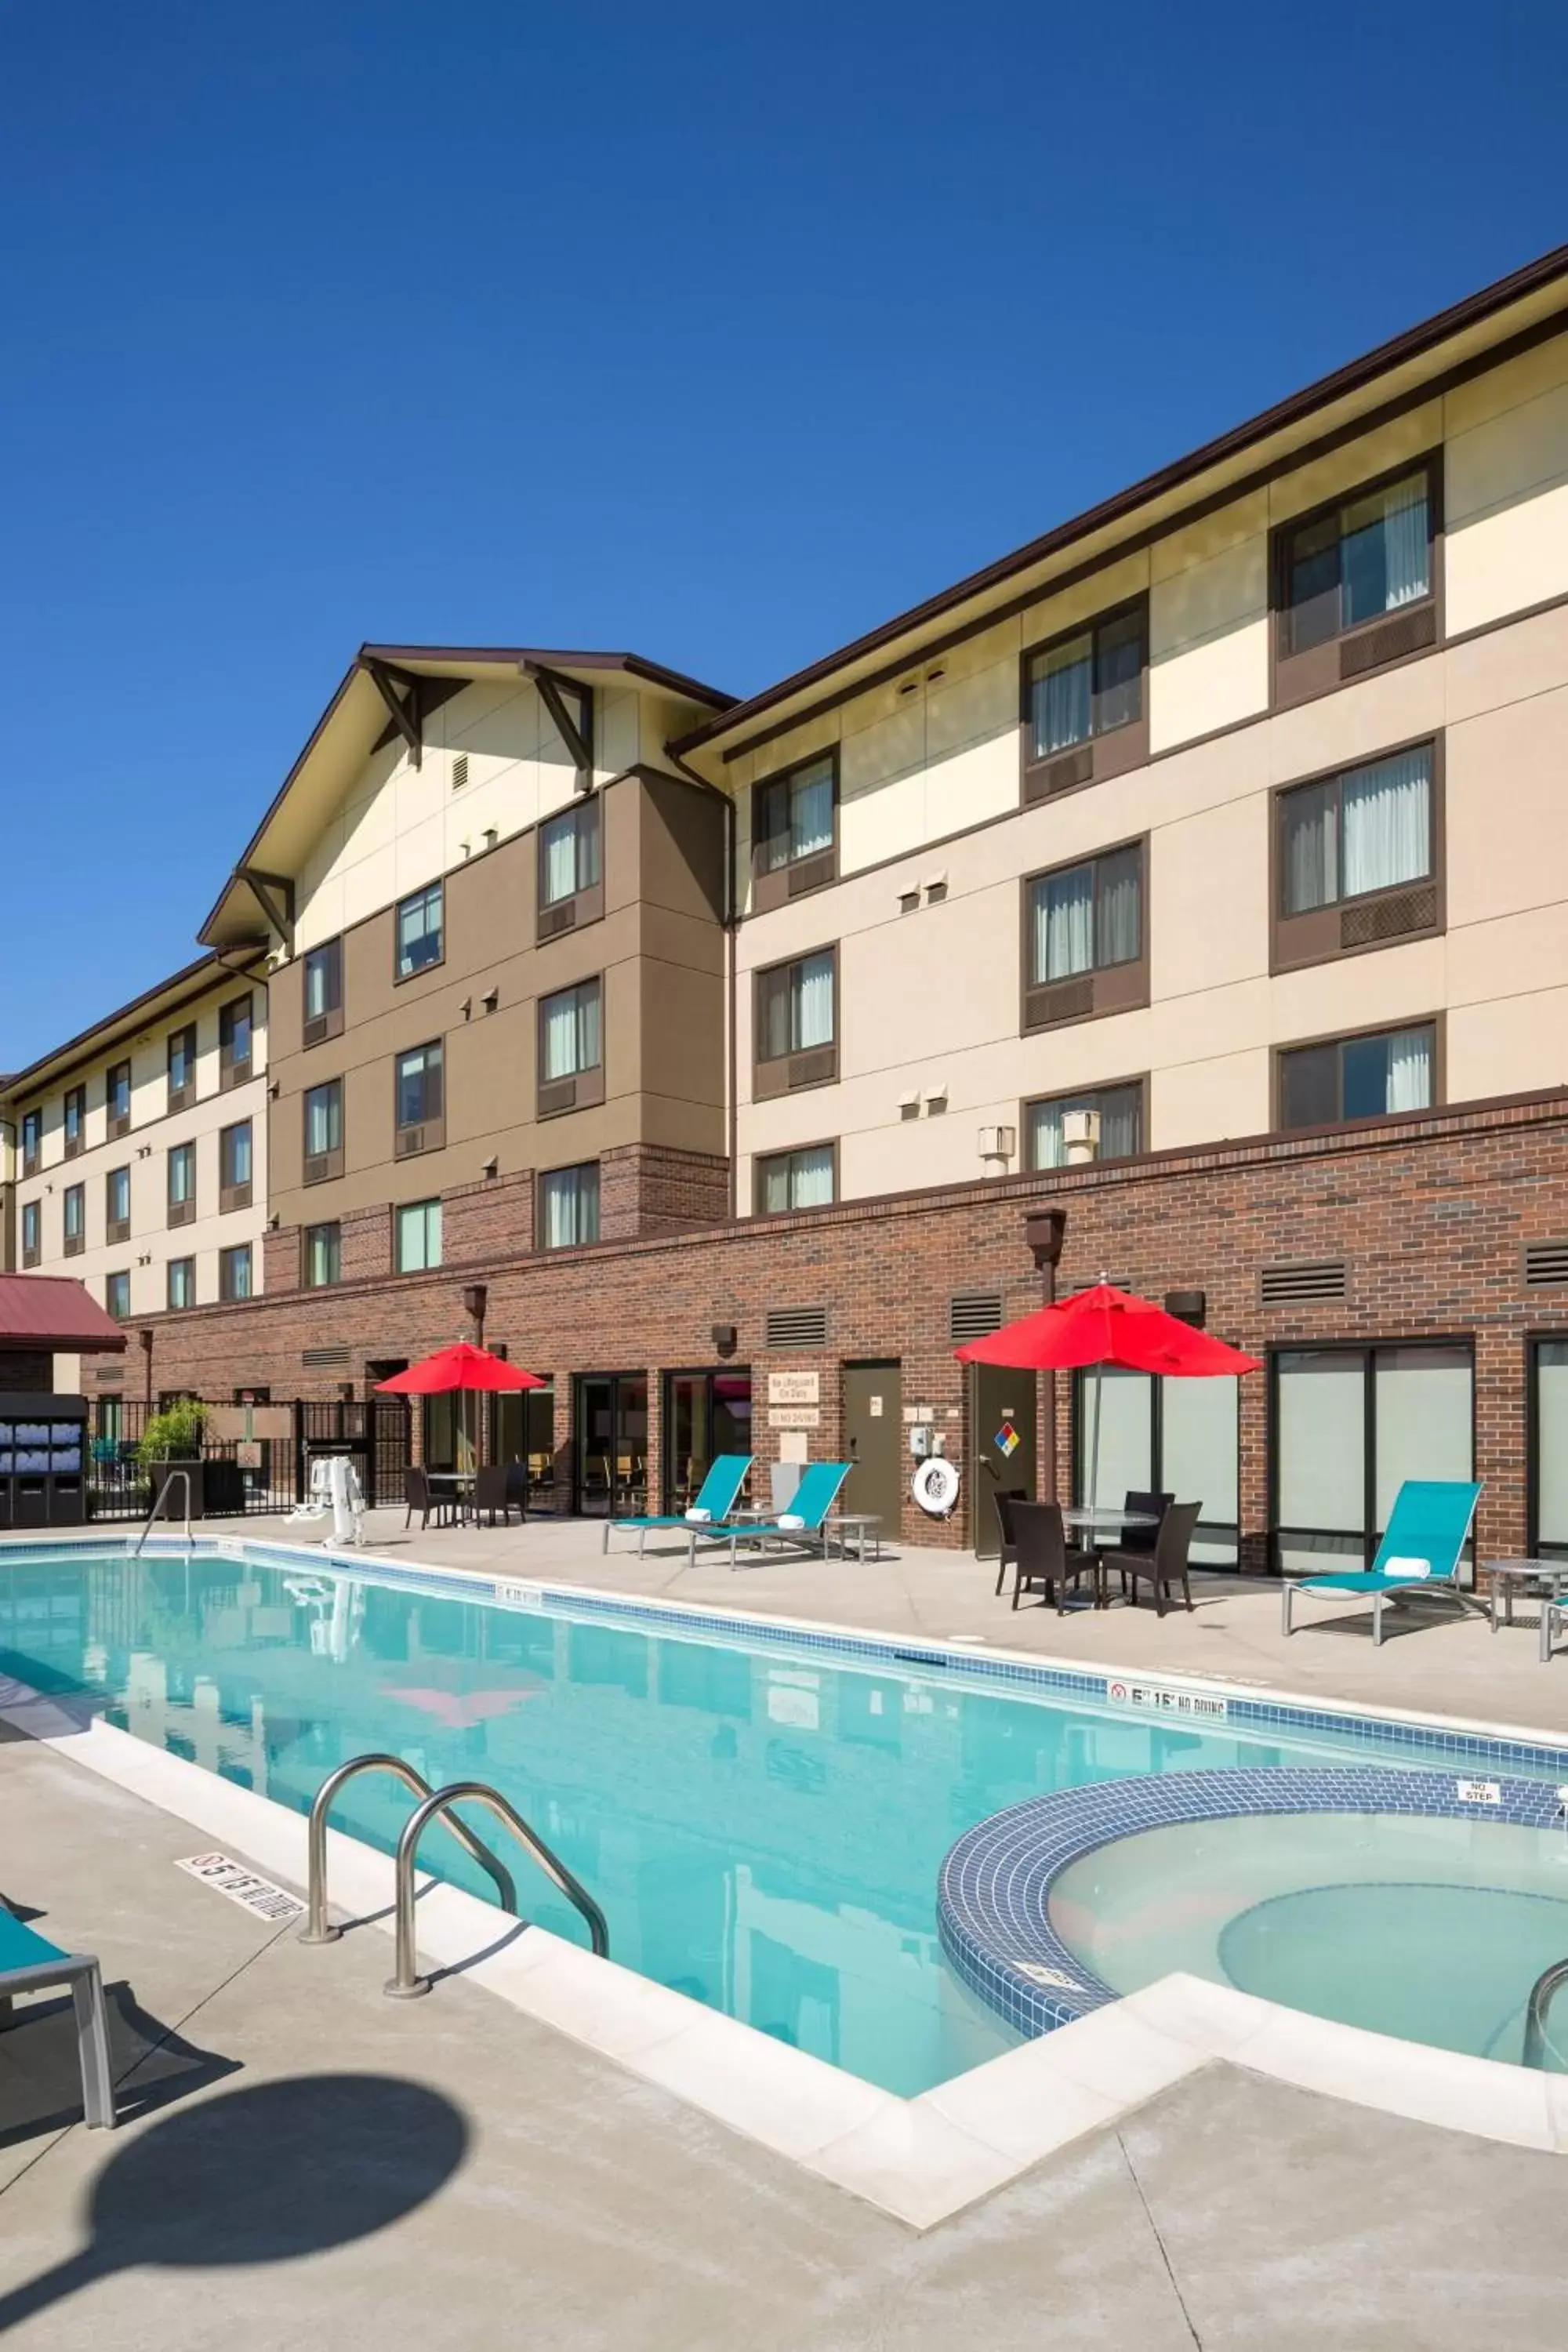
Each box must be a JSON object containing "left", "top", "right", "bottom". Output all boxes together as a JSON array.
[
  {"left": 1071, "top": 1367, "right": 1240, "bottom": 1566},
  {"left": 1530, "top": 1340, "right": 1568, "bottom": 1561},
  {"left": 574, "top": 1374, "right": 648, "bottom": 1515},
  {"left": 492, "top": 1386, "right": 557, "bottom": 1511},
  {"left": 662, "top": 1370, "right": 753, "bottom": 1513},
  {"left": 1272, "top": 1342, "right": 1473, "bottom": 1575}
]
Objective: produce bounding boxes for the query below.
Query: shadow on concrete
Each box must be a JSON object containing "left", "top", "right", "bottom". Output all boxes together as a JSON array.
[
  {"left": 0, "top": 1980, "right": 241, "bottom": 2150},
  {"left": 0, "top": 2072, "right": 469, "bottom": 2331}
]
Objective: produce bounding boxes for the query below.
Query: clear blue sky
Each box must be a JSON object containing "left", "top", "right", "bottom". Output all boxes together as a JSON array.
[{"left": 2, "top": 0, "right": 1563, "bottom": 1070}]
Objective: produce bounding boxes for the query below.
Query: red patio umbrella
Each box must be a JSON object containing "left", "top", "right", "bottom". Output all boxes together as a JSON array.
[
  {"left": 954, "top": 1282, "right": 1261, "bottom": 1511},
  {"left": 374, "top": 1343, "right": 546, "bottom": 1396}
]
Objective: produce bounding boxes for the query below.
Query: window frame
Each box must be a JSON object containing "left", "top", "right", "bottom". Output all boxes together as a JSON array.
[
  {"left": 1271, "top": 734, "right": 1445, "bottom": 973},
  {"left": 1267, "top": 1334, "right": 1475, "bottom": 1577},
  {"left": 753, "top": 1139, "right": 840, "bottom": 1216},
  {"left": 1019, "top": 594, "right": 1150, "bottom": 805},
  {"left": 63, "top": 1085, "right": 85, "bottom": 1160},
  {"left": 106, "top": 1058, "right": 133, "bottom": 1139},
  {"left": 302, "top": 1221, "right": 342, "bottom": 1289},
  {"left": 1022, "top": 1076, "right": 1149, "bottom": 1171},
  {"left": 1271, "top": 452, "right": 1443, "bottom": 710},
  {"left": 752, "top": 943, "right": 840, "bottom": 1099},
  {"left": 62, "top": 1181, "right": 85, "bottom": 1256},
  {"left": 104, "top": 1163, "right": 132, "bottom": 1246},
  {"left": 302, "top": 1078, "right": 345, "bottom": 1185},
  {"left": 750, "top": 747, "right": 840, "bottom": 912},
  {"left": 302, "top": 937, "right": 344, "bottom": 1045},
  {"left": 394, "top": 1197, "right": 444, "bottom": 1274},
  {"left": 219, "top": 993, "right": 254, "bottom": 1091},
  {"left": 219, "top": 1242, "right": 253, "bottom": 1302},
  {"left": 1528, "top": 1335, "right": 1568, "bottom": 1562},
  {"left": 167, "top": 1139, "right": 198, "bottom": 1228},
  {"left": 20, "top": 1197, "right": 41, "bottom": 1269},
  {"left": 219, "top": 1119, "right": 253, "bottom": 1212},
  {"left": 394, "top": 1040, "right": 446, "bottom": 1156},
  {"left": 167, "top": 1023, "right": 198, "bottom": 1113},
  {"left": 536, "top": 978, "right": 605, "bottom": 1117},
  {"left": 20, "top": 1109, "right": 41, "bottom": 1177},
  {"left": 394, "top": 882, "right": 445, "bottom": 984},
  {"left": 1019, "top": 837, "right": 1149, "bottom": 1034},
  {"left": 537, "top": 1160, "right": 601, "bottom": 1251},
  {"left": 1274, "top": 1014, "right": 1443, "bottom": 1134},
  {"left": 166, "top": 1256, "right": 197, "bottom": 1312},
  {"left": 104, "top": 1270, "right": 132, "bottom": 1322},
  {"left": 536, "top": 798, "right": 604, "bottom": 938}
]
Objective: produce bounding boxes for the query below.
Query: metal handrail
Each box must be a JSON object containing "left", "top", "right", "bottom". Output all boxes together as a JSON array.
[
  {"left": 299, "top": 1754, "right": 517, "bottom": 1947},
  {"left": 386, "top": 1780, "right": 609, "bottom": 1998},
  {"left": 1523, "top": 1956, "right": 1568, "bottom": 2067},
  {"left": 133, "top": 1468, "right": 194, "bottom": 1559}
]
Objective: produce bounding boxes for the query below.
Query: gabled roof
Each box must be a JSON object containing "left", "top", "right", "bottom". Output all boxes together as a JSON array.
[
  {"left": 2, "top": 949, "right": 262, "bottom": 1104},
  {"left": 200, "top": 645, "right": 735, "bottom": 947},
  {"left": 0, "top": 1274, "right": 127, "bottom": 1354}
]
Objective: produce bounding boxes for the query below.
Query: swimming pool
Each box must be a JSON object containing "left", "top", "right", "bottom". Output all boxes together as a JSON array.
[{"left": 2, "top": 1538, "right": 1563, "bottom": 2095}]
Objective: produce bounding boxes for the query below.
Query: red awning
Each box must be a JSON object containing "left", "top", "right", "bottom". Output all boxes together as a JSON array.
[{"left": 0, "top": 1275, "right": 128, "bottom": 1356}]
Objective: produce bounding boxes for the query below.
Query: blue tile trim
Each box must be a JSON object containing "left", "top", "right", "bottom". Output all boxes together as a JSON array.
[{"left": 937, "top": 1767, "right": 1568, "bottom": 2042}]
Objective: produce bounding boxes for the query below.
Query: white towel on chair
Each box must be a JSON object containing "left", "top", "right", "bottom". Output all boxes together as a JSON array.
[
  {"left": 777, "top": 1513, "right": 804, "bottom": 1530},
  {"left": 685, "top": 1507, "right": 711, "bottom": 1523},
  {"left": 1382, "top": 1555, "right": 1432, "bottom": 1580}
]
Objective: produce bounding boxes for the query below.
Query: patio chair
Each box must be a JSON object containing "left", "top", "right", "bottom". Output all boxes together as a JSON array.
[
  {"left": 604, "top": 1454, "right": 753, "bottom": 1557},
  {"left": 1010, "top": 1501, "right": 1094, "bottom": 1614},
  {"left": 474, "top": 1463, "right": 523, "bottom": 1527},
  {"left": 1097, "top": 1489, "right": 1174, "bottom": 1599},
  {"left": 696, "top": 1461, "right": 852, "bottom": 1570},
  {"left": 1120, "top": 1500, "right": 1201, "bottom": 1617},
  {"left": 1281, "top": 1479, "right": 1483, "bottom": 1645},
  {"left": 991, "top": 1486, "right": 1027, "bottom": 1597},
  {"left": 0, "top": 1903, "right": 115, "bottom": 2130},
  {"left": 404, "top": 1467, "right": 455, "bottom": 1532}
]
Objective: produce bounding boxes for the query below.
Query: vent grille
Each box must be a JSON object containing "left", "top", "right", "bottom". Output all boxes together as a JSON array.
[
  {"left": 765, "top": 1306, "right": 828, "bottom": 1350},
  {"left": 452, "top": 752, "right": 470, "bottom": 790},
  {"left": 538, "top": 1077, "right": 578, "bottom": 1116},
  {"left": 1339, "top": 604, "right": 1436, "bottom": 679},
  {"left": 787, "top": 849, "right": 835, "bottom": 897},
  {"left": 1026, "top": 744, "right": 1094, "bottom": 803},
  {"left": 1340, "top": 882, "right": 1438, "bottom": 949},
  {"left": 788, "top": 1046, "right": 837, "bottom": 1090},
  {"left": 538, "top": 900, "right": 576, "bottom": 940},
  {"left": 950, "top": 1293, "right": 1004, "bottom": 1343},
  {"left": 1260, "top": 1259, "right": 1348, "bottom": 1305},
  {"left": 1525, "top": 1241, "right": 1568, "bottom": 1288},
  {"left": 302, "top": 1012, "right": 329, "bottom": 1048},
  {"left": 394, "top": 1126, "right": 426, "bottom": 1158},
  {"left": 302, "top": 1345, "right": 351, "bottom": 1368},
  {"left": 1025, "top": 975, "right": 1095, "bottom": 1029}
]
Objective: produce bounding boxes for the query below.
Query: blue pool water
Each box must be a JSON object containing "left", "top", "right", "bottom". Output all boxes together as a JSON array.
[{"left": 0, "top": 1541, "right": 1545, "bottom": 2093}]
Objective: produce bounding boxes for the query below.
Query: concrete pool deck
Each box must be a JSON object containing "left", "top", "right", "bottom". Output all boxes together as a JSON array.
[{"left": 5, "top": 1724, "right": 1568, "bottom": 2350}]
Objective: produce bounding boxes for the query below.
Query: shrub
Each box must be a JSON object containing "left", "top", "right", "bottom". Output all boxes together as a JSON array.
[{"left": 137, "top": 1399, "right": 209, "bottom": 1471}]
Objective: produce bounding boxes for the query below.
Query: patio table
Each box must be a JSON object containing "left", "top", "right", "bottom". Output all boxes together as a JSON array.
[
  {"left": 1062, "top": 1506, "right": 1159, "bottom": 1608},
  {"left": 425, "top": 1470, "right": 477, "bottom": 1526},
  {"left": 1482, "top": 1559, "right": 1568, "bottom": 1661}
]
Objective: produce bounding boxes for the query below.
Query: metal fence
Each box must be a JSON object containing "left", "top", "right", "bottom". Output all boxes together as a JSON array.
[{"left": 85, "top": 1399, "right": 338, "bottom": 1523}]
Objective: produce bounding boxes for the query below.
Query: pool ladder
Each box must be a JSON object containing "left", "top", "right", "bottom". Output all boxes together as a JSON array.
[
  {"left": 132, "top": 1468, "right": 194, "bottom": 1559},
  {"left": 299, "top": 1752, "right": 609, "bottom": 1998},
  {"left": 1523, "top": 1955, "right": 1568, "bottom": 2069}
]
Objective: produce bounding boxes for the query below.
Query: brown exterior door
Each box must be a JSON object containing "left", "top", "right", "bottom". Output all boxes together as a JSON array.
[
  {"left": 843, "top": 1361, "right": 903, "bottom": 1533},
  {"left": 968, "top": 1363, "right": 1036, "bottom": 1558}
]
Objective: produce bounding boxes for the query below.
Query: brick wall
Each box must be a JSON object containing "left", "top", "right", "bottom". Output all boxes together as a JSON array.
[
  {"left": 136, "top": 1090, "right": 1568, "bottom": 1561},
  {"left": 601, "top": 1144, "right": 731, "bottom": 1240}
]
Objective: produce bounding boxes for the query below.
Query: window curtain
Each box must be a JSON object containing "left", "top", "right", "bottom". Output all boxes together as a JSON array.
[
  {"left": 1383, "top": 1026, "right": 1433, "bottom": 1113},
  {"left": 792, "top": 953, "right": 834, "bottom": 1049},
  {"left": 1341, "top": 747, "right": 1431, "bottom": 898},
  {"left": 232, "top": 1128, "right": 252, "bottom": 1184},
  {"left": 542, "top": 814, "right": 578, "bottom": 905},
  {"left": 544, "top": 989, "right": 595, "bottom": 1080},
  {"left": 791, "top": 1145, "right": 834, "bottom": 1207},
  {"left": 1030, "top": 634, "right": 1093, "bottom": 757},
  {"left": 172, "top": 1149, "right": 193, "bottom": 1203},
  {"left": 790, "top": 761, "right": 833, "bottom": 858},
  {"left": 1282, "top": 779, "right": 1338, "bottom": 913},
  {"left": 543, "top": 1171, "right": 579, "bottom": 1248},
  {"left": 1033, "top": 866, "right": 1094, "bottom": 982},
  {"left": 1342, "top": 474, "right": 1430, "bottom": 626},
  {"left": 1095, "top": 847, "right": 1141, "bottom": 966},
  {"left": 1029, "top": 1087, "right": 1140, "bottom": 1169},
  {"left": 760, "top": 1159, "right": 792, "bottom": 1214},
  {"left": 307, "top": 1092, "right": 338, "bottom": 1156},
  {"left": 575, "top": 982, "right": 601, "bottom": 1071},
  {"left": 1094, "top": 609, "right": 1143, "bottom": 733}
]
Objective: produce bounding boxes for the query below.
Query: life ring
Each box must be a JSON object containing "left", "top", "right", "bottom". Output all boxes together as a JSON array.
[{"left": 912, "top": 1457, "right": 960, "bottom": 1516}]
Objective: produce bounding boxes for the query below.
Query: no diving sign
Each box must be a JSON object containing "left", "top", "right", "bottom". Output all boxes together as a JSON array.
[
  {"left": 176, "top": 1853, "right": 306, "bottom": 1924},
  {"left": 1106, "top": 1678, "right": 1229, "bottom": 1722}
]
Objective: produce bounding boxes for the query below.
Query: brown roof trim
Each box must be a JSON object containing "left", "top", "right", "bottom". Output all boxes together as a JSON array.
[
  {"left": 2, "top": 949, "right": 260, "bottom": 1102},
  {"left": 673, "top": 240, "right": 1568, "bottom": 759}
]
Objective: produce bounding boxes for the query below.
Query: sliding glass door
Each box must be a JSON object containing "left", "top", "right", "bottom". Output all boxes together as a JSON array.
[
  {"left": 574, "top": 1374, "right": 648, "bottom": 1516},
  {"left": 662, "top": 1370, "right": 753, "bottom": 1513},
  {"left": 1531, "top": 1341, "right": 1568, "bottom": 1561},
  {"left": 1272, "top": 1343, "right": 1473, "bottom": 1575},
  {"left": 1071, "top": 1368, "right": 1240, "bottom": 1566}
]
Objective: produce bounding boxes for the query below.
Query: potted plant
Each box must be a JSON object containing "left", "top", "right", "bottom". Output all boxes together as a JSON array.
[{"left": 138, "top": 1399, "right": 210, "bottom": 1520}]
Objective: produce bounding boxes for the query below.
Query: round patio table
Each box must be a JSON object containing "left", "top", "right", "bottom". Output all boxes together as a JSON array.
[
  {"left": 1061, "top": 1506, "right": 1159, "bottom": 1608},
  {"left": 1482, "top": 1559, "right": 1568, "bottom": 1662}
]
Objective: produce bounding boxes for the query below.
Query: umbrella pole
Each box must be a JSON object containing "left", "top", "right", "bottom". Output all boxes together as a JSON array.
[{"left": 1087, "top": 1363, "right": 1104, "bottom": 1516}]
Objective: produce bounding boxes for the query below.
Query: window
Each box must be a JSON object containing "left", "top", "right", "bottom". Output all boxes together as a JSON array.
[
  {"left": 1072, "top": 1365, "right": 1240, "bottom": 1566},
  {"left": 168, "top": 1023, "right": 198, "bottom": 1110},
  {"left": 105, "top": 1164, "right": 132, "bottom": 1243},
  {"left": 539, "top": 1163, "right": 600, "bottom": 1250},
  {"left": 303, "top": 938, "right": 343, "bottom": 1044},
  {"left": 1022, "top": 844, "right": 1146, "bottom": 1029},
  {"left": 396, "top": 884, "right": 444, "bottom": 980},
  {"left": 753, "top": 948, "right": 837, "bottom": 1096},
  {"left": 168, "top": 1141, "right": 197, "bottom": 1226},
  {"left": 1279, "top": 1022, "right": 1436, "bottom": 1131},
  {"left": 63, "top": 1183, "right": 85, "bottom": 1255},
  {"left": 756, "top": 1144, "right": 836, "bottom": 1215},
  {"left": 752, "top": 752, "right": 837, "bottom": 909},
  {"left": 220, "top": 1243, "right": 252, "bottom": 1301},
  {"left": 21, "top": 1200, "right": 40, "bottom": 1268},
  {"left": 303, "top": 1223, "right": 341, "bottom": 1287},
  {"left": 1022, "top": 601, "right": 1147, "bottom": 798},
  {"left": 107, "top": 1059, "right": 132, "bottom": 1137},
  {"left": 538, "top": 800, "right": 602, "bottom": 933},
  {"left": 64, "top": 1085, "right": 85, "bottom": 1158},
  {"left": 220, "top": 1120, "right": 252, "bottom": 1210},
  {"left": 303, "top": 1080, "right": 343, "bottom": 1182},
  {"left": 167, "top": 1258, "right": 196, "bottom": 1312},
  {"left": 1273, "top": 1343, "right": 1472, "bottom": 1575},
  {"left": 395, "top": 1042, "right": 445, "bottom": 1152},
  {"left": 1276, "top": 464, "right": 1437, "bottom": 701},
  {"left": 20, "top": 1110, "right": 40, "bottom": 1176},
  {"left": 538, "top": 980, "right": 604, "bottom": 1113},
  {"left": 1276, "top": 743, "right": 1439, "bottom": 966},
  {"left": 220, "top": 994, "right": 253, "bottom": 1088},
  {"left": 105, "top": 1271, "right": 131, "bottom": 1321},
  {"left": 1532, "top": 1341, "right": 1568, "bottom": 1561},
  {"left": 396, "top": 1199, "right": 443, "bottom": 1272},
  {"left": 1027, "top": 1083, "right": 1144, "bottom": 1169}
]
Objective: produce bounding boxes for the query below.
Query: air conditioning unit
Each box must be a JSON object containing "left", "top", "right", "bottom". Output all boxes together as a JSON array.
[
  {"left": 1062, "top": 1108, "right": 1101, "bottom": 1163},
  {"left": 977, "top": 1124, "right": 1015, "bottom": 1163},
  {"left": 395, "top": 1127, "right": 426, "bottom": 1158}
]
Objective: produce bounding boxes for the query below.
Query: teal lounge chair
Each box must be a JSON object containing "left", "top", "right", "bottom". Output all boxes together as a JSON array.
[
  {"left": 694, "top": 1461, "right": 853, "bottom": 1570},
  {"left": 1281, "top": 1479, "right": 1483, "bottom": 1645},
  {"left": 0, "top": 1903, "right": 115, "bottom": 2129},
  {"left": 604, "top": 1454, "right": 753, "bottom": 1556}
]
